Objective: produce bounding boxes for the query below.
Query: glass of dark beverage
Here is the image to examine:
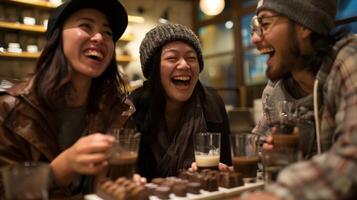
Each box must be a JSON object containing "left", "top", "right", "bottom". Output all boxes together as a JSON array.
[
  {"left": 1, "top": 162, "right": 50, "bottom": 200},
  {"left": 194, "top": 132, "right": 221, "bottom": 171},
  {"left": 230, "top": 133, "right": 259, "bottom": 183},
  {"left": 263, "top": 100, "right": 300, "bottom": 183},
  {"left": 107, "top": 128, "right": 141, "bottom": 179},
  {"left": 263, "top": 131, "right": 299, "bottom": 183}
]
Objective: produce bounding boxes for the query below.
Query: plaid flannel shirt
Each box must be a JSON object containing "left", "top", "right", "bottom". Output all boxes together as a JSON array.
[{"left": 266, "top": 34, "right": 357, "bottom": 199}]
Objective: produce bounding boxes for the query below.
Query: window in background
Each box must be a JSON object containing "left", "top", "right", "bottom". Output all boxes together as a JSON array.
[
  {"left": 241, "top": 13, "right": 268, "bottom": 85},
  {"left": 199, "top": 23, "right": 234, "bottom": 55},
  {"left": 241, "top": 13, "right": 253, "bottom": 49},
  {"left": 244, "top": 49, "right": 268, "bottom": 85},
  {"left": 201, "top": 54, "right": 237, "bottom": 106},
  {"left": 198, "top": 23, "right": 237, "bottom": 106},
  {"left": 336, "top": 0, "right": 357, "bottom": 33}
]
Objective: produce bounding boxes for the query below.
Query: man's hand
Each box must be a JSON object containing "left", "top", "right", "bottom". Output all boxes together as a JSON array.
[{"left": 263, "top": 135, "right": 274, "bottom": 150}]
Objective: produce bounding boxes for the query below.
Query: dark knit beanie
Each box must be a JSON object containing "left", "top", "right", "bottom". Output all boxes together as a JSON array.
[
  {"left": 256, "top": 0, "right": 337, "bottom": 35},
  {"left": 140, "top": 23, "right": 204, "bottom": 78}
]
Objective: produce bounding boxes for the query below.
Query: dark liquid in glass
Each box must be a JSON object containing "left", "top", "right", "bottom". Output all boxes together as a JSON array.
[
  {"left": 197, "top": 166, "right": 219, "bottom": 171},
  {"left": 273, "top": 132, "right": 299, "bottom": 148},
  {"left": 232, "top": 156, "right": 259, "bottom": 178},
  {"left": 264, "top": 126, "right": 300, "bottom": 182},
  {"left": 108, "top": 152, "right": 137, "bottom": 179}
]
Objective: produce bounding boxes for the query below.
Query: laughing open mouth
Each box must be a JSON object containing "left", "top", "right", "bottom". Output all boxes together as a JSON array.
[
  {"left": 259, "top": 47, "right": 275, "bottom": 57},
  {"left": 171, "top": 76, "right": 191, "bottom": 86},
  {"left": 84, "top": 49, "right": 104, "bottom": 62}
]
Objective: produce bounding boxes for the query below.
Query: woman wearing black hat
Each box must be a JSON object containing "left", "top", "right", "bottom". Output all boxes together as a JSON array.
[
  {"left": 0, "top": 0, "right": 134, "bottom": 197},
  {"left": 130, "top": 23, "right": 232, "bottom": 181}
]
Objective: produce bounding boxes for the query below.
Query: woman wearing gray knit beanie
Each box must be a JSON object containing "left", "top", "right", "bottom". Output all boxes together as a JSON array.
[{"left": 129, "top": 23, "right": 232, "bottom": 180}]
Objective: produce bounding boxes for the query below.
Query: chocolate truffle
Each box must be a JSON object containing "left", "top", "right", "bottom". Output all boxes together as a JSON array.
[
  {"left": 172, "top": 183, "right": 187, "bottom": 197},
  {"left": 153, "top": 186, "right": 171, "bottom": 199},
  {"left": 187, "top": 182, "right": 201, "bottom": 194}
]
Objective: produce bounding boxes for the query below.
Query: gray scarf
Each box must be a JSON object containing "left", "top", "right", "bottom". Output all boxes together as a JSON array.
[{"left": 151, "top": 92, "right": 207, "bottom": 177}]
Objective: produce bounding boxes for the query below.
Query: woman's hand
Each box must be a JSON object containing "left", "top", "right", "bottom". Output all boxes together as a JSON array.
[
  {"left": 189, "top": 162, "right": 230, "bottom": 172},
  {"left": 132, "top": 173, "right": 147, "bottom": 185},
  {"left": 66, "top": 133, "right": 115, "bottom": 174},
  {"left": 51, "top": 133, "right": 115, "bottom": 186}
]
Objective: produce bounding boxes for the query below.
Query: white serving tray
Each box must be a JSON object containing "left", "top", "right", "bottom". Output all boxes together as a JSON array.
[{"left": 85, "top": 181, "right": 264, "bottom": 200}]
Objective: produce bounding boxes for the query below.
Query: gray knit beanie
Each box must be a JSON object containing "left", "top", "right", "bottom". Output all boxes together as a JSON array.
[
  {"left": 256, "top": 0, "right": 337, "bottom": 35},
  {"left": 140, "top": 23, "right": 204, "bottom": 78}
]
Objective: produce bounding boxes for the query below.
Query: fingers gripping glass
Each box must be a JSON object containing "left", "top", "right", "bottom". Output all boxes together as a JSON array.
[{"left": 250, "top": 15, "right": 280, "bottom": 37}]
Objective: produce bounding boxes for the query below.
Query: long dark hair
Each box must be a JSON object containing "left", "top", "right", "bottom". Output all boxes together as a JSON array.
[
  {"left": 34, "top": 26, "right": 127, "bottom": 112},
  {"left": 139, "top": 48, "right": 166, "bottom": 139}
]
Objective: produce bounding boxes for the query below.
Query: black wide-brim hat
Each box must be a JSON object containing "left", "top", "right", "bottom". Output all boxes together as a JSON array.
[{"left": 46, "top": 0, "right": 128, "bottom": 42}]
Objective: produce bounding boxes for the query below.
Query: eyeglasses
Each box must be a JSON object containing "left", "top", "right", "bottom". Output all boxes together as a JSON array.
[{"left": 250, "top": 15, "right": 280, "bottom": 37}]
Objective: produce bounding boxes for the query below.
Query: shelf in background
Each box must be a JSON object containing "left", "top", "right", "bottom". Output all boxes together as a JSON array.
[
  {"left": 0, "top": 21, "right": 46, "bottom": 33},
  {"left": 0, "top": 52, "right": 133, "bottom": 63},
  {"left": 0, "top": 51, "right": 41, "bottom": 59},
  {"left": 4, "top": 0, "right": 144, "bottom": 23}
]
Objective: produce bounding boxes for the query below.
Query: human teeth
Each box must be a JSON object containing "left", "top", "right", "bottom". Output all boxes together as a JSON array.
[
  {"left": 173, "top": 76, "right": 190, "bottom": 81},
  {"left": 85, "top": 50, "right": 103, "bottom": 60},
  {"left": 259, "top": 48, "right": 274, "bottom": 54}
]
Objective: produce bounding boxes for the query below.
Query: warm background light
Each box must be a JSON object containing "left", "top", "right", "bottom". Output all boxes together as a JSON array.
[{"left": 199, "top": 0, "right": 225, "bottom": 16}]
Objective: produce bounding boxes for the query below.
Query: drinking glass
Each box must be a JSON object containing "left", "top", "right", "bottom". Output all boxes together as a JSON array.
[
  {"left": 230, "top": 133, "right": 259, "bottom": 183},
  {"left": 270, "top": 100, "right": 297, "bottom": 134},
  {"left": 194, "top": 132, "right": 221, "bottom": 171},
  {"left": 263, "top": 100, "right": 300, "bottom": 183},
  {"left": 107, "top": 128, "right": 141, "bottom": 179},
  {"left": 1, "top": 162, "right": 50, "bottom": 200}
]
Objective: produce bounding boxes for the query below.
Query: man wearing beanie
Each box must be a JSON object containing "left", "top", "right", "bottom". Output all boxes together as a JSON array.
[
  {"left": 130, "top": 23, "right": 232, "bottom": 180},
  {"left": 245, "top": 0, "right": 357, "bottom": 199}
]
